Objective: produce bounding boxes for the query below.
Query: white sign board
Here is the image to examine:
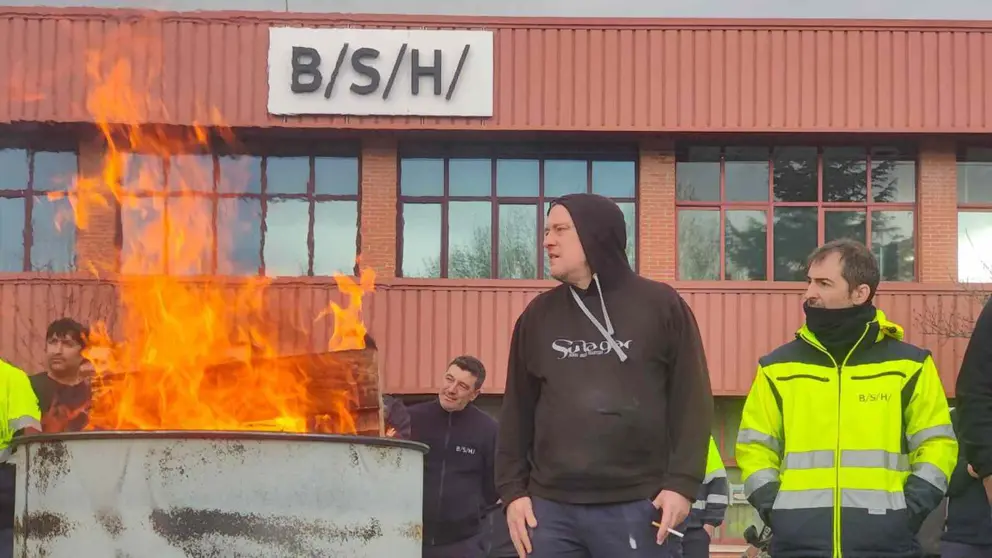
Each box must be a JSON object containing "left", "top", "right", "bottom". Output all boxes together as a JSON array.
[{"left": 267, "top": 27, "right": 494, "bottom": 117}]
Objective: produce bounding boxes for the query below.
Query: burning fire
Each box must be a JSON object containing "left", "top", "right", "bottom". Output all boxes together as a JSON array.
[{"left": 51, "top": 49, "right": 376, "bottom": 434}]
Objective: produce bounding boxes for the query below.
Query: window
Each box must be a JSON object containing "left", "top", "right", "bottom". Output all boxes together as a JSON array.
[
  {"left": 118, "top": 151, "right": 359, "bottom": 276},
  {"left": 0, "top": 148, "right": 78, "bottom": 272},
  {"left": 676, "top": 146, "right": 917, "bottom": 282},
  {"left": 956, "top": 148, "right": 992, "bottom": 282},
  {"left": 398, "top": 145, "right": 637, "bottom": 279}
]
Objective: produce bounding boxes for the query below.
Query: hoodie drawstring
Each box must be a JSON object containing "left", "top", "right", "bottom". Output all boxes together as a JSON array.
[{"left": 569, "top": 273, "right": 628, "bottom": 362}]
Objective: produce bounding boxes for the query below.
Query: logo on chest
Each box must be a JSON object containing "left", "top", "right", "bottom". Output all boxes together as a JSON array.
[
  {"left": 551, "top": 338, "right": 633, "bottom": 360},
  {"left": 857, "top": 392, "right": 893, "bottom": 403},
  {"left": 455, "top": 445, "right": 476, "bottom": 455}
]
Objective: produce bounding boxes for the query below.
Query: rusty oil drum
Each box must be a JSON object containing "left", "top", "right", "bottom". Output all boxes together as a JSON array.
[{"left": 9, "top": 431, "right": 428, "bottom": 558}]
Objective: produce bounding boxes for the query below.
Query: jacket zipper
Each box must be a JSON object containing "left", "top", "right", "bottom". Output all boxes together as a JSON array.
[
  {"left": 432, "top": 412, "right": 453, "bottom": 546},
  {"left": 800, "top": 323, "right": 872, "bottom": 558}
]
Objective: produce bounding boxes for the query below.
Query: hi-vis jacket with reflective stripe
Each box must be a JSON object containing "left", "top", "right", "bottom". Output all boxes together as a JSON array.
[
  {"left": 684, "top": 436, "right": 729, "bottom": 530},
  {"left": 735, "top": 309, "right": 957, "bottom": 558},
  {"left": 0, "top": 359, "right": 41, "bottom": 462}
]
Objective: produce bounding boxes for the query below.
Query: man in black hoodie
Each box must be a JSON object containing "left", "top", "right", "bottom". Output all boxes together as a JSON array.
[
  {"left": 496, "top": 193, "right": 715, "bottom": 557},
  {"left": 955, "top": 298, "right": 992, "bottom": 507}
]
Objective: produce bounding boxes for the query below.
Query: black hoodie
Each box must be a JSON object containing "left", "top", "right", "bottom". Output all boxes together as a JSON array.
[
  {"left": 495, "top": 193, "right": 715, "bottom": 506},
  {"left": 956, "top": 298, "right": 992, "bottom": 479}
]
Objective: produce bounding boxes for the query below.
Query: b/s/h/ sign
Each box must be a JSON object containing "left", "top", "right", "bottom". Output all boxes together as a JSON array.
[{"left": 267, "top": 28, "right": 494, "bottom": 117}]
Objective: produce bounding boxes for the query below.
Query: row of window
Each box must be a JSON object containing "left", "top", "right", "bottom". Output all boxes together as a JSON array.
[{"left": 1, "top": 145, "right": 990, "bottom": 282}]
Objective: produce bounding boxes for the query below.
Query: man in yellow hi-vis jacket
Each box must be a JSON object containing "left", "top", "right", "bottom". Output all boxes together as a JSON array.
[
  {"left": 680, "top": 436, "right": 729, "bottom": 558},
  {"left": 736, "top": 239, "right": 957, "bottom": 558},
  {"left": 0, "top": 358, "right": 42, "bottom": 558}
]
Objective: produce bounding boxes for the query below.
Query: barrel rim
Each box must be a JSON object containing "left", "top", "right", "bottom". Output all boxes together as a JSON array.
[{"left": 10, "top": 430, "right": 430, "bottom": 453}]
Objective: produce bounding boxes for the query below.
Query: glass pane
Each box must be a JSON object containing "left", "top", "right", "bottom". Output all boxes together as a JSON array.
[
  {"left": 266, "top": 156, "right": 310, "bottom": 195},
  {"left": 0, "top": 198, "right": 25, "bottom": 271},
  {"left": 449, "top": 201, "right": 492, "bottom": 278},
  {"left": 825, "top": 211, "right": 867, "bottom": 244},
  {"left": 872, "top": 210, "right": 914, "bottom": 281},
  {"left": 449, "top": 158, "right": 492, "bottom": 197},
  {"left": 676, "top": 147, "right": 720, "bottom": 202},
  {"left": 121, "top": 154, "right": 165, "bottom": 192},
  {"left": 263, "top": 199, "right": 311, "bottom": 276},
  {"left": 958, "top": 211, "right": 992, "bottom": 282},
  {"left": 543, "top": 201, "right": 552, "bottom": 278},
  {"left": 544, "top": 160, "right": 587, "bottom": 198},
  {"left": 870, "top": 147, "right": 915, "bottom": 203},
  {"left": 773, "top": 207, "right": 818, "bottom": 281},
  {"left": 216, "top": 198, "right": 262, "bottom": 275},
  {"left": 120, "top": 196, "right": 167, "bottom": 274},
  {"left": 31, "top": 196, "right": 75, "bottom": 272},
  {"left": 498, "top": 204, "right": 537, "bottom": 279},
  {"left": 496, "top": 159, "right": 539, "bottom": 197},
  {"left": 677, "top": 210, "right": 719, "bottom": 280},
  {"left": 313, "top": 201, "right": 359, "bottom": 276},
  {"left": 217, "top": 155, "right": 262, "bottom": 194},
  {"left": 33, "top": 152, "right": 78, "bottom": 191},
  {"left": 725, "top": 147, "right": 769, "bottom": 202},
  {"left": 0, "top": 149, "right": 29, "bottom": 190},
  {"left": 163, "top": 196, "right": 215, "bottom": 275},
  {"left": 773, "top": 146, "right": 817, "bottom": 202},
  {"left": 616, "top": 202, "right": 637, "bottom": 270},
  {"left": 167, "top": 154, "right": 214, "bottom": 193},
  {"left": 592, "top": 160, "right": 636, "bottom": 198},
  {"left": 401, "top": 203, "right": 442, "bottom": 278},
  {"left": 400, "top": 158, "right": 443, "bottom": 197},
  {"left": 823, "top": 147, "right": 867, "bottom": 202},
  {"left": 726, "top": 210, "right": 767, "bottom": 280},
  {"left": 958, "top": 149, "right": 992, "bottom": 204},
  {"left": 314, "top": 157, "right": 358, "bottom": 195}
]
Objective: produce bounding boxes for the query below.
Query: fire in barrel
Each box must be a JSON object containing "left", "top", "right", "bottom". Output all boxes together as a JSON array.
[{"left": 9, "top": 32, "right": 426, "bottom": 558}]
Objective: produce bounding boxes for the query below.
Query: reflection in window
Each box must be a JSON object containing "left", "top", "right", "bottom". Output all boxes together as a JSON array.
[
  {"left": 399, "top": 150, "right": 638, "bottom": 279},
  {"left": 958, "top": 211, "right": 992, "bottom": 282},
  {"left": 120, "top": 152, "right": 360, "bottom": 276},
  {"left": 677, "top": 145, "right": 917, "bottom": 281},
  {"left": 0, "top": 148, "right": 78, "bottom": 272}
]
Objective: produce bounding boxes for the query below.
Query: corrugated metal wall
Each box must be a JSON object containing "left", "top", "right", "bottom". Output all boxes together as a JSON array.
[
  {"left": 1, "top": 276, "right": 981, "bottom": 395},
  {"left": 2, "top": 8, "right": 992, "bottom": 132}
]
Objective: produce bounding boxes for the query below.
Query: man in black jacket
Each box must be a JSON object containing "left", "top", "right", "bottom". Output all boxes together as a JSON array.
[
  {"left": 941, "top": 407, "right": 992, "bottom": 558},
  {"left": 955, "top": 297, "right": 992, "bottom": 506},
  {"left": 409, "top": 355, "right": 499, "bottom": 558}
]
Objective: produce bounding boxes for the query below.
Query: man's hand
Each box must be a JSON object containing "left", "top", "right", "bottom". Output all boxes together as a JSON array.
[
  {"left": 983, "top": 475, "right": 992, "bottom": 504},
  {"left": 703, "top": 524, "right": 716, "bottom": 538},
  {"left": 968, "top": 463, "right": 980, "bottom": 479},
  {"left": 651, "top": 490, "right": 690, "bottom": 544},
  {"left": 506, "top": 496, "right": 538, "bottom": 557}
]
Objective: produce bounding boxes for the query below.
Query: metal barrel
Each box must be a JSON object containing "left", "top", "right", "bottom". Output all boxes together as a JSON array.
[{"left": 9, "top": 431, "right": 428, "bottom": 558}]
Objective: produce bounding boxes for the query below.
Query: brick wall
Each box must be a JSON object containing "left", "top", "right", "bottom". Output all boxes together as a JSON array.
[
  {"left": 74, "top": 135, "right": 119, "bottom": 272},
  {"left": 358, "top": 137, "right": 398, "bottom": 278},
  {"left": 917, "top": 139, "right": 959, "bottom": 283},
  {"left": 637, "top": 139, "right": 677, "bottom": 281}
]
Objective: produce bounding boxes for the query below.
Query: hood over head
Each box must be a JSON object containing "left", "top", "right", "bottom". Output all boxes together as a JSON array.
[{"left": 549, "top": 193, "right": 632, "bottom": 290}]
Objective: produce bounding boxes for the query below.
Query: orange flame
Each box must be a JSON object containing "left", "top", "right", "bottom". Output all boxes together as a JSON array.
[{"left": 57, "top": 47, "right": 375, "bottom": 434}]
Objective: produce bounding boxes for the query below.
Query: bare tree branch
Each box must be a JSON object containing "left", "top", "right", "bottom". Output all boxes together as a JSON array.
[{"left": 914, "top": 258, "right": 991, "bottom": 343}]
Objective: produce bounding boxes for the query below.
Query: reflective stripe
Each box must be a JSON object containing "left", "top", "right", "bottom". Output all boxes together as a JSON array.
[
  {"left": 702, "top": 469, "right": 728, "bottom": 483},
  {"left": 912, "top": 462, "right": 949, "bottom": 492},
  {"left": 9, "top": 415, "right": 40, "bottom": 433},
  {"left": 783, "top": 450, "right": 835, "bottom": 470},
  {"left": 737, "top": 428, "right": 782, "bottom": 454},
  {"left": 691, "top": 500, "right": 706, "bottom": 510},
  {"left": 744, "top": 468, "right": 779, "bottom": 497},
  {"left": 907, "top": 424, "right": 956, "bottom": 452},
  {"left": 773, "top": 488, "right": 906, "bottom": 510},
  {"left": 706, "top": 493, "right": 729, "bottom": 505},
  {"left": 840, "top": 449, "right": 910, "bottom": 472}
]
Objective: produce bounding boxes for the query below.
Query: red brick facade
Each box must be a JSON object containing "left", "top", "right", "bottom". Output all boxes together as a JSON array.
[{"left": 66, "top": 134, "right": 961, "bottom": 284}]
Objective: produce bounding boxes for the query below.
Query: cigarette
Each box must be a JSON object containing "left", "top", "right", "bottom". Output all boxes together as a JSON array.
[{"left": 650, "top": 522, "right": 685, "bottom": 538}]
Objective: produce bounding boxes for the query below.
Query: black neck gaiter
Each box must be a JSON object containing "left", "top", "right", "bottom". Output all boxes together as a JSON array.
[{"left": 803, "top": 303, "right": 877, "bottom": 363}]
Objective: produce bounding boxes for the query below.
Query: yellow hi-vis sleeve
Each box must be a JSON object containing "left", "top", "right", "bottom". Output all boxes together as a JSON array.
[
  {"left": 904, "top": 355, "right": 958, "bottom": 493},
  {"left": 0, "top": 360, "right": 41, "bottom": 456},
  {"left": 736, "top": 367, "right": 783, "bottom": 512}
]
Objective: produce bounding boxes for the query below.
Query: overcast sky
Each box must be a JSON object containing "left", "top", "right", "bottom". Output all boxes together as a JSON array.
[{"left": 6, "top": 0, "right": 992, "bottom": 20}]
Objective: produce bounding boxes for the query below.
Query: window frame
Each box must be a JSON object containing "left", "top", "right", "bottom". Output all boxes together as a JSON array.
[
  {"left": 0, "top": 145, "right": 80, "bottom": 273},
  {"left": 675, "top": 144, "right": 919, "bottom": 282},
  {"left": 115, "top": 141, "right": 362, "bottom": 277},
  {"left": 396, "top": 142, "right": 639, "bottom": 280}
]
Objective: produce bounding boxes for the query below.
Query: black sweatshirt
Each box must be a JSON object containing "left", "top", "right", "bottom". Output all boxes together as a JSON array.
[
  {"left": 495, "top": 193, "right": 715, "bottom": 506},
  {"left": 943, "top": 408, "right": 992, "bottom": 547},
  {"left": 409, "top": 400, "right": 499, "bottom": 546},
  {"left": 955, "top": 298, "right": 992, "bottom": 478}
]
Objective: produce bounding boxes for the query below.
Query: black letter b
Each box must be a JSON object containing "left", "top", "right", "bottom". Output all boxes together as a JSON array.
[{"left": 291, "top": 46, "right": 322, "bottom": 93}]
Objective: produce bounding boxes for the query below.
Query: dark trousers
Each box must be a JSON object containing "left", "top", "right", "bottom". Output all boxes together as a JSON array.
[
  {"left": 423, "top": 531, "right": 485, "bottom": 558},
  {"left": 940, "top": 540, "right": 992, "bottom": 558},
  {"left": 681, "top": 527, "right": 710, "bottom": 558},
  {"left": 0, "top": 528, "right": 10, "bottom": 558},
  {"left": 528, "top": 496, "right": 683, "bottom": 558}
]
